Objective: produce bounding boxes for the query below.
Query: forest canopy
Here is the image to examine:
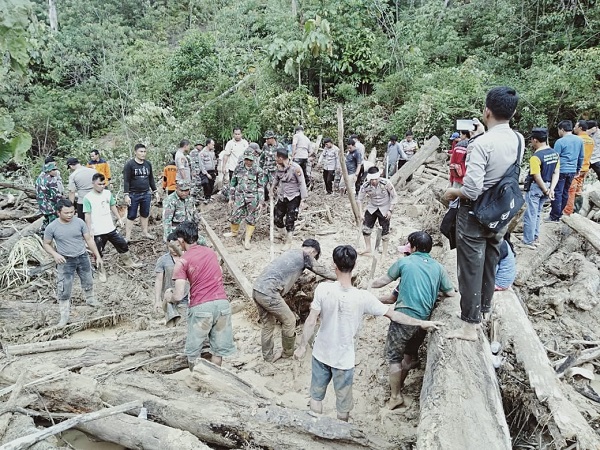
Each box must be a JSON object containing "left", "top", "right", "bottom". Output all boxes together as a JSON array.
[{"left": 1, "top": 0, "right": 599, "bottom": 165}]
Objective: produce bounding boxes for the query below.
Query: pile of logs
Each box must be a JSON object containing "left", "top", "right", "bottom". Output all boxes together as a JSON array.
[{"left": 579, "top": 181, "right": 600, "bottom": 222}]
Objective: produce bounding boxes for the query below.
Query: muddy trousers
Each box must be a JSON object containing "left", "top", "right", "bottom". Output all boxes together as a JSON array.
[
  {"left": 456, "top": 205, "right": 504, "bottom": 323},
  {"left": 252, "top": 289, "right": 296, "bottom": 362}
]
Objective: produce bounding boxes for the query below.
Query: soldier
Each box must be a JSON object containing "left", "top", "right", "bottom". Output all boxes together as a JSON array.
[
  {"left": 260, "top": 130, "right": 284, "bottom": 200},
  {"left": 189, "top": 141, "right": 209, "bottom": 202},
  {"left": 36, "top": 161, "right": 63, "bottom": 234},
  {"left": 223, "top": 148, "right": 265, "bottom": 250},
  {"left": 162, "top": 180, "right": 203, "bottom": 243},
  {"left": 357, "top": 166, "right": 397, "bottom": 257},
  {"left": 273, "top": 148, "right": 308, "bottom": 249}
]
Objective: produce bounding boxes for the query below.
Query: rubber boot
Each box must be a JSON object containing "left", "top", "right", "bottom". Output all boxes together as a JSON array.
[
  {"left": 223, "top": 223, "right": 240, "bottom": 238},
  {"left": 282, "top": 231, "right": 293, "bottom": 250},
  {"left": 84, "top": 289, "right": 101, "bottom": 307},
  {"left": 244, "top": 224, "right": 255, "bottom": 250},
  {"left": 282, "top": 334, "right": 296, "bottom": 359},
  {"left": 57, "top": 300, "right": 70, "bottom": 327},
  {"left": 120, "top": 252, "right": 143, "bottom": 268}
]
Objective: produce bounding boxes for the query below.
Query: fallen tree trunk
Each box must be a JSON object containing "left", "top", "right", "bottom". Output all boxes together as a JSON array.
[
  {"left": 337, "top": 106, "right": 361, "bottom": 225},
  {"left": 562, "top": 213, "right": 600, "bottom": 252},
  {"left": 391, "top": 136, "right": 441, "bottom": 189},
  {"left": 0, "top": 400, "right": 142, "bottom": 450},
  {"left": 514, "top": 224, "right": 561, "bottom": 286},
  {"left": 201, "top": 217, "right": 253, "bottom": 299},
  {"left": 417, "top": 249, "right": 511, "bottom": 450},
  {"left": 75, "top": 413, "right": 211, "bottom": 450},
  {"left": 494, "top": 290, "right": 600, "bottom": 449},
  {"left": 0, "top": 210, "right": 27, "bottom": 220},
  {"left": 0, "top": 183, "right": 36, "bottom": 199},
  {"left": 0, "top": 217, "right": 43, "bottom": 254}
]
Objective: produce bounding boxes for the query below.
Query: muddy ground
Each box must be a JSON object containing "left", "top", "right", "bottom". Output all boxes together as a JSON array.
[{"left": 1, "top": 158, "right": 600, "bottom": 448}]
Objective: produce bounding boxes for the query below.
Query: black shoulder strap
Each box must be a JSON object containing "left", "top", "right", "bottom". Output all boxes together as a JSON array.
[{"left": 513, "top": 130, "right": 522, "bottom": 167}]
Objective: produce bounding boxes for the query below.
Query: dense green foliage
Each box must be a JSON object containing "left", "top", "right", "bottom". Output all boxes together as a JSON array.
[{"left": 1, "top": 0, "right": 599, "bottom": 167}]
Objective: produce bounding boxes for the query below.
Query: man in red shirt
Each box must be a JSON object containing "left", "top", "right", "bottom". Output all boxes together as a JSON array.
[{"left": 171, "top": 221, "right": 236, "bottom": 369}]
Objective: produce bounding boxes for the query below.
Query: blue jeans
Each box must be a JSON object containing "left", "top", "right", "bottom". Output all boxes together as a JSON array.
[
  {"left": 549, "top": 173, "right": 575, "bottom": 220},
  {"left": 57, "top": 253, "right": 94, "bottom": 302},
  {"left": 495, "top": 246, "right": 516, "bottom": 289},
  {"left": 310, "top": 356, "right": 354, "bottom": 413},
  {"left": 127, "top": 191, "right": 151, "bottom": 220},
  {"left": 522, "top": 183, "right": 548, "bottom": 244}
]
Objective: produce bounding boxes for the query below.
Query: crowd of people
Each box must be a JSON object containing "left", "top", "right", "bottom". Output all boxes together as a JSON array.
[{"left": 34, "top": 85, "right": 600, "bottom": 421}]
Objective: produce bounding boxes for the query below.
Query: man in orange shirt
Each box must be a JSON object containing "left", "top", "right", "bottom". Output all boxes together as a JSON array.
[
  {"left": 87, "top": 150, "right": 112, "bottom": 186},
  {"left": 162, "top": 152, "right": 177, "bottom": 196},
  {"left": 564, "top": 120, "right": 594, "bottom": 215}
]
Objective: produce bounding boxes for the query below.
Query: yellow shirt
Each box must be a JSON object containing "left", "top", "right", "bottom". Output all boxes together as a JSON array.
[{"left": 579, "top": 133, "right": 594, "bottom": 171}]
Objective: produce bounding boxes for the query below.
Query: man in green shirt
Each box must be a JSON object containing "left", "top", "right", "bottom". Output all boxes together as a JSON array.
[{"left": 372, "top": 231, "right": 454, "bottom": 410}]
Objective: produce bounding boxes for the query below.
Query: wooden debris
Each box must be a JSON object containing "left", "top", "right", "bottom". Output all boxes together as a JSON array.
[
  {"left": 337, "top": 106, "right": 361, "bottom": 225},
  {"left": 0, "top": 182, "right": 36, "bottom": 199},
  {"left": 390, "top": 136, "right": 441, "bottom": 189},
  {"left": 201, "top": 217, "right": 254, "bottom": 299},
  {"left": 562, "top": 213, "right": 600, "bottom": 252},
  {"left": 494, "top": 290, "right": 600, "bottom": 449},
  {"left": 0, "top": 217, "right": 43, "bottom": 254}
]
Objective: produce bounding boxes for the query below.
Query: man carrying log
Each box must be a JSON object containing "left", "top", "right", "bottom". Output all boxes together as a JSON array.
[
  {"left": 35, "top": 161, "right": 63, "bottom": 234},
  {"left": 294, "top": 244, "right": 443, "bottom": 421},
  {"left": 273, "top": 148, "right": 307, "bottom": 249},
  {"left": 371, "top": 231, "right": 454, "bottom": 409},
  {"left": 252, "top": 239, "right": 335, "bottom": 362},
  {"left": 444, "top": 86, "right": 524, "bottom": 341},
  {"left": 43, "top": 199, "right": 102, "bottom": 326},
  {"left": 171, "top": 221, "right": 236, "bottom": 369},
  {"left": 357, "top": 166, "right": 397, "bottom": 257}
]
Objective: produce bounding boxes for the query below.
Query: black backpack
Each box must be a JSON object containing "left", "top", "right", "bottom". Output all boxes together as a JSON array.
[{"left": 471, "top": 132, "right": 524, "bottom": 231}]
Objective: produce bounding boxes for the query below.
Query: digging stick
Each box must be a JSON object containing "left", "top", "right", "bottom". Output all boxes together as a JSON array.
[{"left": 269, "top": 188, "right": 275, "bottom": 261}]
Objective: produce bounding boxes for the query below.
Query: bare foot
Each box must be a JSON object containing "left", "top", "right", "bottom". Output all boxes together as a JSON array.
[
  {"left": 387, "top": 394, "right": 404, "bottom": 410},
  {"left": 446, "top": 323, "right": 479, "bottom": 341},
  {"left": 359, "top": 249, "right": 372, "bottom": 256}
]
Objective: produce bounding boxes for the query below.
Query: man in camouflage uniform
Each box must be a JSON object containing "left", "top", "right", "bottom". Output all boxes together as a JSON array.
[
  {"left": 162, "top": 180, "right": 205, "bottom": 244},
  {"left": 357, "top": 166, "right": 397, "bottom": 259},
  {"left": 260, "top": 130, "right": 284, "bottom": 200},
  {"left": 224, "top": 148, "right": 265, "bottom": 250},
  {"left": 36, "top": 161, "right": 63, "bottom": 234}
]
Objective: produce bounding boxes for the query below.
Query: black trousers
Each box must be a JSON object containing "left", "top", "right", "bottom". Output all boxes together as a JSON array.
[
  {"left": 323, "top": 169, "right": 335, "bottom": 194},
  {"left": 274, "top": 196, "right": 301, "bottom": 232},
  {"left": 203, "top": 170, "right": 216, "bottom": 199},
  {"left": 76, "top": 203, "right": 85, "bottom": 220},
  {"left": 456, "top": 204, "right": 504, "bottom": 323},
  {"left": 590, "top": 162, "right": 600, "bottom": 180},
  {"left": 94, "top": 229, "right": 129, "bottom": 257},
  {"left": 294, "top": 158, "right": 308, "bottom": 180},
  {"left": 363, "top": 209, "right": 390, "bottom": 236}
]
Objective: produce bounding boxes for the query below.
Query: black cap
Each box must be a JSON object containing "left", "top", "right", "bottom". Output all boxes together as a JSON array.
[
  {"left": 531, "top": 127, "right": 548, "bottom": 141},
  {"left": 66, "top": 157, "right": 79, "bottom": 167},
  {"left": 276, "top": 148, "right": 288, "bottom": 158}
]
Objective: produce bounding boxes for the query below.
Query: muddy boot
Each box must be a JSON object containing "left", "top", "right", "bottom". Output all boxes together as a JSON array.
[
  {"left": 84, "top": 289, "right": 101, "bottom": 307},
  {"left": 57, "top": 300, "right": 70, "bottom": 327},
  {"left": 120, "top": 252, "right": 143, "bottom": 268},
  {"left": 282, "top": 335, "right": 296, "bottom": 359},
  {"left": 244, "top": 224, "right": 255, "bottom": 250},
  {"left": 223, "top": 223, "right": 240, "bottom": 238},
  {"left": 282, "top": 231, "right": 293, "bottom": 250}
]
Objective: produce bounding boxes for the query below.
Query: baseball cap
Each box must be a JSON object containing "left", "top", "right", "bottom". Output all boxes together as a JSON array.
[
  {"left": 43, "top": 162, "right": 58, "bottom": 172},
  {"left": 450, "top": 132, "right": 460, "bottom": 140},
  {"left": 66, "top": 157, "right": 79, "bottom": 167},
  {"left": 176, "top": 180, "right": 191, "bottom": 190}
]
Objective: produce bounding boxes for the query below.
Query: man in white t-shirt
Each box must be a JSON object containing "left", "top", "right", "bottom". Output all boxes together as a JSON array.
[
  {"left": 83, "top": 173, "right": 141, "bottom": 275},
  {"left": 222, "top": 127, "right": 249, "bottom": 181},
  {"left": 294, "top": 245, "right": 442, "bottom": 421}
]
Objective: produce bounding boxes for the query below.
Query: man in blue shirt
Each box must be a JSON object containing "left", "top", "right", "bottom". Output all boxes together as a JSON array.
[
  {"left": 372, "top": 231, "right": 454, "bottom": 410},
  {"left": 547, "top": 120, "right": 583, "bottom": 222}
]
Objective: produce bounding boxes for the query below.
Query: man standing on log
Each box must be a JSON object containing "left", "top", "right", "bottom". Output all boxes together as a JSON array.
[
  {"left": 223, "top": 148, "right": 265, "bottom": 250},
  {"left": 36, "top": 161, "right": 63, "bottom": 234},
  {"left": 371, "top": 231, "right": 454, "bottom": 409},
  {"left": 294, "top": 244, "right": 443, "bottom": 421},
  {"left": 67, "top": 157, "right": 97, "bottom": 220},
  {"left": 273, "top": 148, "right": 307, "bottom": 249},
  {"left": 357, "top": 166, "right": 397, "bottom": 257},
  {"left": 172, "top": 221, "right": 236, "bottom": 369},
  {"left": 123, "top": 143, "right": 160, "bottom": 241},
  {"left": 83, "top": 173, "right": 141, "bottom": 275},
  {"left": 43, "top": 199, "right": 102, "bottom": 326},
  {"left": 253, "top": 239, "right": 335, "bottom": 362},
  {"left": 443, "top": 86, "right": 524, "bottom": 341},
  {"left": 521, "top": 128, "right": 559, "bottom": 248},
  {"left": 547, "top": 120, "right": 583, "bottom": 222}
]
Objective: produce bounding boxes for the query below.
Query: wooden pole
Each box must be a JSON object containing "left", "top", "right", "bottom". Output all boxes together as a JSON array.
[{"left": 336, "top": 106, "right": 361, "bottom": 226}]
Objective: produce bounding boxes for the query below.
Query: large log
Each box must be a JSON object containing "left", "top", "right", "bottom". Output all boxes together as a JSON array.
[
  {"left": 201, "top": 217, "right": 253, "bottom": 299},
  {"left": 0, "top": 217, "right": 43, "bottom": 254},
  {"left": 562, "top": 213, "right": 600, "bottom": 252},
  {"left": 0, "top": 210, "right": 27, "bottom": 220},
  {"left": 0, "top": 182, "right": 36, "bottom": 199},
  {"left": 494, "top": 290, "right": 600, "bottom": 449},
  {"left": 75, "top": 413, "right": 211, "bottom": 450},
  {"left": 514, "top": 221, "right": 562, "bottom": 286},
  {"left": 390, "top": 136, "right": 441, "bottom": 189},
  {"left": 417, "top": 249, "right": 511, "bottom": 450},
  {"left": 337, "top": 106, "right": 361, "bottom": 225}
]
